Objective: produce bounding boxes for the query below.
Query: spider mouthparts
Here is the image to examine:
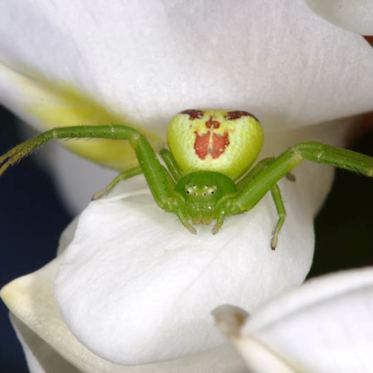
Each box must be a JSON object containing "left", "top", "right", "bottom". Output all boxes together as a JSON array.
[
  {"left": 189, "top": 226, "right": 197, "bottom": 234},
  {"left": 185, "top": 223, "right": 197, "bottom": 234}
]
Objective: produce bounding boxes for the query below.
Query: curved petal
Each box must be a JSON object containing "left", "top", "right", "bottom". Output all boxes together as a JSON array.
[
  {"left": 1, "top": 0, "right": 372, "bottom": 214},
  {"left": 54, "top": 120, "right": 349, "bottom": 365},
  {"left": 55, "top": 188, "right": 313, "bottom": 365},
  {"left": 212, "top": 305, "right": 297, "bottom": 373},
  {"left": 0, "top": 63, "right": 162, "bottom": 170},
  {"left": 1, "top": 223, "right": 246, "bottom": 372},
  {"left": 11, "top": 315, "right": 81, "bottom": 373},
  {"left": 0, "top": 0, "right": 371, "bottom": 369},
  {"left": 239, "top": 268, "right": 373, "bottom": 372},
  {"left": 0, "top": 0, "right": 372, "bottom": 136},
  {"left": 306, "top": 0, "right": 373, "bottom": 35}
]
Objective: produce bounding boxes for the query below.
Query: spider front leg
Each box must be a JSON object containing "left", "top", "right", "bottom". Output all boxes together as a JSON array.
[
  {"left": 218, "top": 141, "right": 373, "bottom": 249},
  {"left": 175, "top": 206, "right": 198, "bottom": 234},
  {"left": 214, "top": 157, "right": 287, "bottom": 249},
  {"left": 237, "top": 157, "right": 287, "bottom": 249},
  {"left": 159, "top": 148, "right": 183, "bottom": 181},
  {"left": 0, "top": 125, "right": 178, "bottom": 212}
]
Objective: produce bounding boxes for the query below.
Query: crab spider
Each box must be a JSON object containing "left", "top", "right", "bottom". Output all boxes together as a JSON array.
[{"left": 1, "top": 109, "right": 372, "bottom": 249}]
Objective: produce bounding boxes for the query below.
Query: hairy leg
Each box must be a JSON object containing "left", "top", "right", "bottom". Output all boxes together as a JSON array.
[{"left": 0, "top": 125, "right": 177, "bottom": 211}]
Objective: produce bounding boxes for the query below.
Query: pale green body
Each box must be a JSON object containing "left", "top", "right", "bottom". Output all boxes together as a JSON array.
[
  {"left": 168, "top": 110, "right": 263, "bottom": 179},
  {"left": 1, "top": 109, "right": 372, "bottom": 249},
  {"left": 175, "top": 171, "right": 237, "bottom": 225}
]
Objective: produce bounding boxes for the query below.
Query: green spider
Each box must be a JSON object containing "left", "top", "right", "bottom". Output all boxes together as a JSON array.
[{"left": 1, "top": 109, "right": 372, "bottom": 249}]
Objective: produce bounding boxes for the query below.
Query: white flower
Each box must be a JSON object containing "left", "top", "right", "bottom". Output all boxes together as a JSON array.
[
  {"left": 0, "top": 1, "right": 373, "bottom": 372},
  {"left": 213, "top": 267, "right": 373, "bottom": 373}
]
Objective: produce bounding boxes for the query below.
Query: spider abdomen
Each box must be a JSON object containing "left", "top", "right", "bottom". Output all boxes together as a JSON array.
[{"left": 168, "top": 109, "right": 263, "bottom": 180}]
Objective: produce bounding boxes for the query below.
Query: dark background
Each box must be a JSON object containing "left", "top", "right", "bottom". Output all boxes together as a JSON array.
[
  {"left": 0, "top": 107, "right": 71, "bottom": 372},
  {"left": 0, "top": 105, "right": 372, "bottom": 372}
]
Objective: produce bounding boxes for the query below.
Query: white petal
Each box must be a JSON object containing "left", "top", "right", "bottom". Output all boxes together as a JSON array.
[
  {"left": 47, "top": 145, "right": 117, "bottom": 215},
  {"left": 1, "top": 198, "right": 246, "bottom": 372},
  {"left": 233, "top": 337, "right": 297, "bottom": 373},
  {"left": 2, "top": 256, "right": 247, "bottom": 372},
  {"left": 1, "top": 0, "right": 371, "bottom": 214},
  {"left": 55, "top": 189, "right": 311, "bottom": 365},
  {"left": 241, "top": 268, "right": 373, "bottom": 372},
  {"left": 58, "top": 217, "right": 80, "bottom": 255},
  {"left": 212, "top": 305, "right": 296, "bottom": 373},
  {"left": 54, "top": 121, "right": 348, "bottom": 365},
  {"left": 0, "top": 0, "right": 372, "bottom": 132},
  {"left": 11, "top": 315, "right": 81, "bottom": 373},
  {"left": 306, "top": 0, "right": 373, "bottom": 34}
]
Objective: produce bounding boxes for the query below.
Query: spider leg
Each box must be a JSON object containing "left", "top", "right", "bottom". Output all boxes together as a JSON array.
[
  {"left": 212, "top": 159, "right": 270, "bottom": 234},
  {"left": 270, "top": 183, "right": 286, "bottom": 250},
  {"left": 238, "top": 157, "right": 287, "bottom": 249},
  {"left": 217, "top": 157, "right": 287, "bottom": 248},
  {"left": 91, "top": 166, "right": 143, "bottom": 200},
  {"left": 0, "top": 125, "right": 180, "bottom": 211},
  {"left": 226, "top": 141, "right": 373, "bottom": 213},
  {"left": 218, "top": 141, "right": 373, "bottom": 245},
  {"left": 237, "top": 157, "right": 296, "bottom": 189},
  {"left": 212, "top": 158, "right": 275, "bottom": 234},
  {"left": 176, "top": 208, "right": 197, "bottom": 234},
  {"left": 236, "top": 157, "right": 275, "bottom": 190},
  {"left": 159, "top": 148, "right": 183, "bottom": 181},
  {"left": 213, "top": 157, "right": 279, "bottom": 234}
]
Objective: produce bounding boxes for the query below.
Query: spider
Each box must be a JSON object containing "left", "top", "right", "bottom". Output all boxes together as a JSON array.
[{"left": 1, "top": 109, "right": 372, "bottom": 249}]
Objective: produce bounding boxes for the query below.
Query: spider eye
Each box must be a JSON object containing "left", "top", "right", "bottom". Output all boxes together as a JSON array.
[
  {"left": 204, "top": 185, "right": 217, "bottom": 195},
  {"left": 186, "top": 186, "right": 195, "bottom": 195}
]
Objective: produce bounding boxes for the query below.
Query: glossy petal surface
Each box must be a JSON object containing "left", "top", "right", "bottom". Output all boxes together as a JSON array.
[
  {"left": 242, "top": 268, "right": 373, "bottom": 372},
  {"left": 306, "top": 0, "right": 373, "bottom": 34},
  {"left": 1, "top": 224, "right": 246, "bottom": 373},
  {"left": 0, "top": 0, "right": 373, "bottom": 135}
]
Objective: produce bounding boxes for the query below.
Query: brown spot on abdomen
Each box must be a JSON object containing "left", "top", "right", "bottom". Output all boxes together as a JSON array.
[
  {"left": 181, "top": 109, "right": 204, "bottom": 120},
  {"left": 205, "top": 117, "right": 220, "bottom": 129},
  {"left": 226, "top": 110, "right": 258, "bottom": 121}
]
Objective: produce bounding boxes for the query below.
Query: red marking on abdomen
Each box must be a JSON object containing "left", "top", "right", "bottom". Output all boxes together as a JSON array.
[
  {"left": 194, "top": 124, "right": 230, "bottom": 160},
  {"left": 194, "top": 132, "right": 210, "bottom": 159},
  {"left": 211, "top": 133, "right": 230, "bottom": 158}
]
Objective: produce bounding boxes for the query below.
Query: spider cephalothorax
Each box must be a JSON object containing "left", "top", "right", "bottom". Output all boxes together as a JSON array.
[
  {"left": 174, "top": 170, "right": 237, "bottom": 226},
  {"left": 1, "top": 109, "right": 372, "bottom": 249}
]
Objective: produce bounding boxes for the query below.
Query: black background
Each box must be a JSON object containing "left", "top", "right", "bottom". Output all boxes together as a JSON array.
[{"left": 0, "top": 107, "right": 71, "bottom": 372}]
